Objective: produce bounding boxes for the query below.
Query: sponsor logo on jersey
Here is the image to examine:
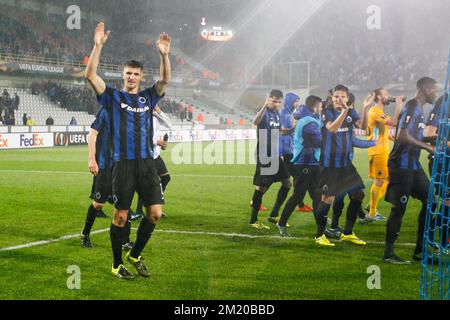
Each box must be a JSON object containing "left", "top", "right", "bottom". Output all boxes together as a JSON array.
[{"left": 120, "top": 103, "right": 150, "bottom": 113}]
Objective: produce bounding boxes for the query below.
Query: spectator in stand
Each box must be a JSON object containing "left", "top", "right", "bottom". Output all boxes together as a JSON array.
[
  {"left": 22, "top": 113, "right": 27, "bottom": 125},
  {"left": 2, "top": 89, "right": 9, "bottom": 101},
  {"left": 187, "top": 104, "right": 193, "bottom": 121},
  {"left": 0, "top": 109, "right": 6, "bottom": 125},
  {"left": 1, "top": 90, "right": 11, "bottom": 110},
  {"left": 46, "top": 115, "right": 54, "bottom": 125},
  {"left": 12, "top": 93, "right": 19, "bottom": 110},
  {"left": 171, "top": 99, "right": 178, "bottom": 115},
  {"left": 8, "top": 109, "right": 15, "bottom": 125},
  {"left": 226, "top": 118, "right": 233, "bottom": 126},
  {"left": 219, "top": 116, "right": 224, "bottom": 125},
  {"left": 69, "top": 116, "right": 77, "bottom": 125},
  {"left": 180, "top": 106, "right": 188, "bottom": 122},
  {"left": 196, "top": 113, "right": 204, "bottom": 124},
  {"left": 238, "top": 118, "right": 245, "bottom": 126},
  {"left": 26, "top": 116, "right": 34, "bottom": 126},
  {"left": 31, "top": 82, "right": 40, "bottom": 95},
  {"left": 48, "top": 85, "right": 56, "bottom": 101},
  {"left": 2, "top": 109, "right": 8, "bottom": 125}
]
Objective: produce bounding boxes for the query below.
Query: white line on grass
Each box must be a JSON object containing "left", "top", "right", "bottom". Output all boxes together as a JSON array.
[
  {"left": 0, "top": 227, "right": 415, "bottom": 252},
  {"left": 0, "top": 169, "right": 380, "bottom": 182},
  {"left": 0, "top": 169, "right": 417, "bottom": 250},
  {"left": 0, "top": 169, "right": 252, "bottom": 179},
  {"left": 0, "top": 228, "right": 110, "bottom": 251}
]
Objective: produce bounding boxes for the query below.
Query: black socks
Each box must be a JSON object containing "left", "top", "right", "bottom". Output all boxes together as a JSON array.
[
  {"left": 269, "top": 186, "right": 290, "bottom": 218},
  {"left": 385, "top": 205, "right": 406, "bottom": 256},
  {"left": 82, "top": 204, "right": 98, "bottom": 236},
  {"left": 343, "top": 199, "right": 362, "bottom": 236},
  {"left": 250, "top": 190, "right": 264, "bottom": 224},
  {"left": 314, "top": 201, "right": 331, "bottom": 237},
  {"left": 130, "top": 217, "right": 156, "bottom": 259},
  {"left": 331, "top": 199, "right": 345, "bottom": 229},
  {"left": 110, "top": 223, "right": 127, "bottom": 268}
]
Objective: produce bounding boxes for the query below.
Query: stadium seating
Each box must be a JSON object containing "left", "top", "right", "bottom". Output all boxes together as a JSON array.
[
  {"left": 183, "top": 97, "right": 252, "bottom": 124},
  {"left": 10, "top": 88, "right": 95, "bottom": 126}
]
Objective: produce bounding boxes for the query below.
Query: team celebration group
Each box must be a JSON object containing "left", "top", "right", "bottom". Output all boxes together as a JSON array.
[
  {"left": 249, "top": 78, "right": 445, "bottom": 266},
  {"left": 79, "top": 23, "right": 446, "bottom": 279}
]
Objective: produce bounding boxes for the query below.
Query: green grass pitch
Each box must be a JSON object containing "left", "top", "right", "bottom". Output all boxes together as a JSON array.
[{"left": 0, "top": 142, "right": 429, "bottom": 299}]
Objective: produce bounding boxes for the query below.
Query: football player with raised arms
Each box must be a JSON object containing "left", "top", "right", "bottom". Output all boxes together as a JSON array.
[{"left": 85, "top": 22, "right": 171, "bottom": 279}]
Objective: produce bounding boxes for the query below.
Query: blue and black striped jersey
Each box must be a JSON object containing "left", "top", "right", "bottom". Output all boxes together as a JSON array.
[
  {"left": 426, "top": 94, "right": 448, "bottom": 127},
  {"left": 256, "top": 108, "right": 281, "bottom": 164},
  {"left": 426, "top": 94, "right": 449, "bottom": 168},
  {"left": 320, "top": 107, "right": 360, "bottom": 168},
  {"left": 389, "top": 99, "right": 425, "bottom": 170},
  {"left": 91, "top": 107, "right": 111, "bottom": 169},
  {"left": 97, "top": 84, "right": 163, "bottom": 161}
]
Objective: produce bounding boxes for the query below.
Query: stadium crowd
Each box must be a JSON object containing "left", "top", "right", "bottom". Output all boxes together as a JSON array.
[
  {"left": 0, "top": 5, "right": 178, "bottom": 71},
  {"left": 0, "top": 89, "right": 19, "bottom": 125},
  {"left": 29, "top": 81, "right": 98, "bottom": 115}
]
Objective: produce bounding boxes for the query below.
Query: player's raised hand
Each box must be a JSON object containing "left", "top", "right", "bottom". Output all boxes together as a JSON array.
[
  {"left": 363, "top": 93, "right": 375, "bottom": 108},
  {"left": 339, "top": 97, "right": 349, "bottom": 111},
  {"left": 395, "top": 96, "right": 404, "bottom": 105},
  {"left": 94, "top": 22, "right": 111, "bottom": 46},
  {"left": 157, "top": 33, "right": 171, "bottom": 56},
  {"left": 263, "top": 95, "right": 273, "bottom": 108}
]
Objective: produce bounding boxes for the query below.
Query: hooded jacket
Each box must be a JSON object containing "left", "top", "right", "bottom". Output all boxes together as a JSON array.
[
  {"left": 279, "top": 93, "right": 299, "bottom": 156},
  {"left": 291, "top": 106, "right": 322, "bottom": 166}
]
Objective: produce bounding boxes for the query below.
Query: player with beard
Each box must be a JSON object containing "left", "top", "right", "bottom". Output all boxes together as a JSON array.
[
  {"left": 249, "top": 89, "right": 292, "bottom": 230},
  {"left": 360, "top": 88, "right": 403, "bottom": 223}
]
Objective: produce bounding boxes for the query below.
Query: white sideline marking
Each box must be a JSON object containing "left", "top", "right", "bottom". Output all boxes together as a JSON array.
[
  {"left": 0, "top": 169, "right": 416, "bottom": 250},
  {"left": 0, "top": 169, "right": 252, "bottom": 179},
  {"left": 0, "top": 228, "right": 110, "bottom": 251},
  {"left": 0, "top": 169, "right": 378, "bottom": 182},
  {"left": 0, "top": 227, "right": 415, "bottom": 252}
]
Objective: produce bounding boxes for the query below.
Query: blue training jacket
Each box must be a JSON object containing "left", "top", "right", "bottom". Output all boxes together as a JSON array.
[
  {"left": 279, "top": 93, "right": 299, "bottom": 156},
  {"left": 291, "top": 106, "right": 322, "bottom": 166}
]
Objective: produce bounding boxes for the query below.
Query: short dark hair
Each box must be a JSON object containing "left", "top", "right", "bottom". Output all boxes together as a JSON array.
[
  {"left": 332, "top": 84, "right": 349, "bottom": 94},
  {"left": 305, "top": 95, "right": 322, "bottom": 110},
  {"left": 124, "top": 60, "right": 144, "bottom": 70},
  {"left": 417, "top": 77, "right": 437, "bottom": 91},
  {"left": 347, "top": 93, "right": 355, "bottom": 106},
  {"left": 269, "top": 89, "right": 283, "bottom": 99}
]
